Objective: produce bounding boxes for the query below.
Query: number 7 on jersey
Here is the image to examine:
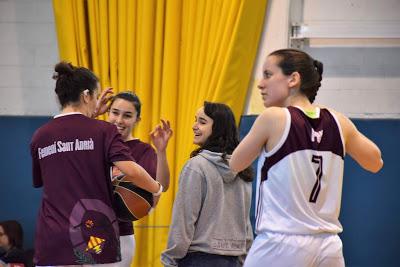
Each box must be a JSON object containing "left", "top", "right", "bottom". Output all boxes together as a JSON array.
[{"left": 309, "top": 155, "right": 323, "bottom": 203}]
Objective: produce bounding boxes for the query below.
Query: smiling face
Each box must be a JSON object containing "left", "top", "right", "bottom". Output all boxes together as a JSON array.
[
  {"left": 108, "top": 98, "right": 140, "bottom": 141},
  {"left": 192, "top": 107, "right": 213, "bottom": 146},
  {"left": 257, "top": 55, "right": 292, "bottom": 108}
]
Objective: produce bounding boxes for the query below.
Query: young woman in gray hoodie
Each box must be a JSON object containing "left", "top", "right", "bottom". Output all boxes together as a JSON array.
[{"left": 161, "top": 101, "right": 254, "bottom": 267}]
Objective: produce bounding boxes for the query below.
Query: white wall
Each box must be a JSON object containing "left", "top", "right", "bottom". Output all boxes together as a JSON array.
[
  {"left": 0, "top": 0, "right": 59, "bottom": 116},
  {"left": 246, "top": 0, "right": 400, "bottom": 118}
]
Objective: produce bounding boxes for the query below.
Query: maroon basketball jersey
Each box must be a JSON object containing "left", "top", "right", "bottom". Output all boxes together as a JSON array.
[
  {"left": 118, "top": 139, "right": 157, "bottom": 236},
  {"left": 30, "top": 113, "right": 133, "bottom": 265}
]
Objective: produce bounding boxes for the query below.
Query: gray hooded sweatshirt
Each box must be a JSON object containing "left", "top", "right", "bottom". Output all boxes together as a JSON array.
[{"left": 161, "top": 150, "right": 253, "bottom": 266}]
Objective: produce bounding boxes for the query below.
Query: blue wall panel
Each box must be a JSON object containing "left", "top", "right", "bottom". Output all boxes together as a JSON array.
[{"left": 0, "top": 116, "right": 50, "bottom": 249}]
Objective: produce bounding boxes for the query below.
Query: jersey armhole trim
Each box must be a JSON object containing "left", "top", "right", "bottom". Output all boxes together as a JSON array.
[
  {"left": 329, "top": 111, "right": 346, "bottom": 156},
  {"left": 265, "top": 108, "right": 291, "bottom": 157}
]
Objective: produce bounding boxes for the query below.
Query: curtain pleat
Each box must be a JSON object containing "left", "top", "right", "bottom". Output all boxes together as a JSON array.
[{"left": 52, "top": 0, "right": 267, "bottom": 265}]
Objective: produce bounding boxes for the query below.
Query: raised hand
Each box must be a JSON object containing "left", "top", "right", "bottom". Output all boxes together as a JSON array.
[
  {"left": 93, "top": 87, "right": 114, "bottom": 118},
  {"left": 150, "top": 119, "right": 173, "bottom": 153}
]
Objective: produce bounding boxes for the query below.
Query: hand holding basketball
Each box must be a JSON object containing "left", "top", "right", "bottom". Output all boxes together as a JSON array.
[{"left": 113, "top": 175, "right": 154, "bottom": 221}]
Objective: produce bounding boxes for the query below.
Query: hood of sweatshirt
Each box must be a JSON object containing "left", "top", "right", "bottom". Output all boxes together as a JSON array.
[{"left": 198, "top": 150, "right": 237, "bottom": 183}]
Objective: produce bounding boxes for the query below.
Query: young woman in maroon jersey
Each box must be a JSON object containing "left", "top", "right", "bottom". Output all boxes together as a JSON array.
[
  {"left": 30, "top": 62, "right": 162, "bottom": 266},
  {"left": 230, "top": 49, "right": 383, "bottom": 267},
  {"left": 107, "top": 92, "right": 172, "bottom": 266}
]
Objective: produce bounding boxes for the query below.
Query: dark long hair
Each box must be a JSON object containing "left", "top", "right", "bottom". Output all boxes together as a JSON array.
[
  {"left": 0, "top": 220, "right": 23, "bottom": 249},
  {"left": 269, "top": 49, "right": 323, "bottom": 103},
  {"left": 53, "top": 61, "right": 99, "bottom": 107},
  {"left": 191, "top": 101, "right": 253, "bottom": 182}
]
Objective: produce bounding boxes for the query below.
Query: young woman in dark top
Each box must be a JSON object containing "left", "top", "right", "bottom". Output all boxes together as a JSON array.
[
  {"left": 107, "top": 92, "right": 172, "bottom": 266},
  {"left": 30, "top": 62, "right": 162, "bottom": 266}
]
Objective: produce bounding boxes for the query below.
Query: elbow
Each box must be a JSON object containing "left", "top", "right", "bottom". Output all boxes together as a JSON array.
[
  {"left": 366, "top": 149, "right": 383, "bottom": 173},
  {"left": 356, "top": 146, "right": 384, "bottom": 173},
  {"left": 369, "top": 158, "right": 384, "bottom": 173},
  {"left": 230, "top": 166, "right": 241, "bottom": 173},
  {"left": 370, "top": 148, "right": 384, "bottom": 173},
  {"left": 229, "top": 160, "right": 242, "bottom": 173}
]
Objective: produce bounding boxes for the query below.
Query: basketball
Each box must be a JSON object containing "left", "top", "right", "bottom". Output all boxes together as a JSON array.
[{"left": 112, "top": 175, "right": 154, "bottom": 221}]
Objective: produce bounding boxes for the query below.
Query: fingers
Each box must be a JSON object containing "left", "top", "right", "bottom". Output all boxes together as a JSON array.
[
  {"left": 150, "top": 125, "right": 162, "bottom": 138},
  {"left": 161, "top": 119, "right": 168, "bottom": 130},
  {"left": 111, "top": 166, "right": 123, "bottom": 178},
  {"left": 152, "top": 125, "right": 162, "bottom": 134},
  {"left": 99, "top": 87, "right": 113, "bottom": 98},
  {"left": 103, "top": 87, "right": 113, "bottom": 94},
  {"left": 101, "top": 88, "right": 114, "bottom": 103},
  {"left": 161, "top": 119, "right": 171, "bottom": 130},
  {"left": 96, "top": 88, "right": 113, "bottom": 108},
  {"left": 163, "top": 119, "right": 173, "bottom": 137},
  {"left": 104, "top": 94, "right": 113, "bottom": 103},
  {"left": 160, "top": 119, "right": 173, "bottom": 135},
  {"left": 150, "top": 119, "right": 173, "bottom": 140},
  {"left": 149, "top": 128, "right": 158, "bottom": 138}
]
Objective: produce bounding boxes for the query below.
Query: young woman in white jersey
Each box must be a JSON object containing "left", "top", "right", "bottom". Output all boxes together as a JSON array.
[{"left": 230, "top": 49, "right": 383, "bottom": 267}]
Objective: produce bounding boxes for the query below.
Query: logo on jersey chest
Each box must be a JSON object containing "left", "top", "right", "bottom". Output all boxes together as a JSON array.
[{"left": 311, "top": 128, "right": 323, "bottom": 143}]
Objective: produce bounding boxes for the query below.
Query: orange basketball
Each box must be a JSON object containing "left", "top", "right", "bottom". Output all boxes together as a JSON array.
[{"left": 112, "top": 175, "right": 153, "bottom": 221}]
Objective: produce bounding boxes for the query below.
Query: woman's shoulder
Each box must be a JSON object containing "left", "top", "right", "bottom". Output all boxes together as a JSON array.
[
  {"left": 182, "top": 155, "right": 210, "bottom": 173},
  {"left": 125, "top": 139, "right": 156, "bottom": 157},
  {"left": 177, "top": 156, "right": 208, "bottom": 184},
  {"left": 125, "top": 139, "right": 153, "bottom": 149},
  {"left": 316, "top": 104, "right": 344, "bottom": 118},
  {"left": 182, "top": 152, "right": 227, "bottom": 178},
  {"left": 247, "top": 107, "right": 287, "bottom": 140},
  {"left": 259, "top": 106, "right": 287, "bottom": 121},
  {"left": 318, "top": 106, "right": 350, "bottom": 128},
  {"left": 91, "top": 120, "right": 124, "bottom": 135},
  {"left": 137, "top": 140, "right": 155, "bottom": 151},
  {"left": 184, "top": 154, "right": 204, "bottom": 167},
  {"left": 92, "top": 118, "right": 115, "bottom": 128}
]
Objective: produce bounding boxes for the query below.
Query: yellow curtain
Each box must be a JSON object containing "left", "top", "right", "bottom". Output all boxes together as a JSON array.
[{"left": 53, "top": 0, "right": 267, "bottom": 266}]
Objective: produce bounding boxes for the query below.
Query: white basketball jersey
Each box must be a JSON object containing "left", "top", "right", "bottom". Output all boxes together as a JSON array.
[{"left": 255, "top": 106, "right": 345, "bottom": 235}]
